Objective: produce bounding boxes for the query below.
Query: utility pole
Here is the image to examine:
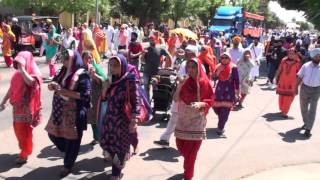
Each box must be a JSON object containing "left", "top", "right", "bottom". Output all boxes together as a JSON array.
[{"left": 95, "top": 0, "right": 99, "bottom": 24}]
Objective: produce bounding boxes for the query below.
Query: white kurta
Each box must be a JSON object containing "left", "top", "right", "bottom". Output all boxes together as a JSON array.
[
  {"left": 249, "top": 43, "right": 264, "bottom": 78},
  {"left": 228, "top": 47, "right": 244, "bottom": 64}
]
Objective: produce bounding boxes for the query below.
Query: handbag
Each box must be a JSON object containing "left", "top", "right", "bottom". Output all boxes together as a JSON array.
[{"left": 124, "top": 81, "right": 132, "bottom": 120}]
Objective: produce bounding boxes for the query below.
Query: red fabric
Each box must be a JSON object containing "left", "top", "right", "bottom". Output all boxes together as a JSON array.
[
  {"left": 49, "top": 63, "right": 56, "bottom": 77},
  {"left": 4, "top": 56, "right": 13, "bottom": 67},
  {"left": 279, "top": 95, "right": 294, "bottom": 114},
  {"left": 180, "top": 59, "right": 214, "bottom": 115},
  {"left": 216, "top": 53, "right": 233, "bottom": 81},
  {"left": 176, "top": 138, "right": 202, "bottom": 180},
  {"left": 10, "top": 51, "right": 42, "bottom": 126},
  {"left": 128, "top": 42, "right": 143, "bottom": 54},
  {"left": 198, "top": 45, "right": 217, "bottom": 75},
  {"left": 13, "top": 122, "right": 33, "bottom": 158}
]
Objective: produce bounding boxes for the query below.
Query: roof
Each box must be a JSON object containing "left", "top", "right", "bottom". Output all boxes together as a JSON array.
[{"left": 216, "top": 6, "right": 243, "bottom": 16}]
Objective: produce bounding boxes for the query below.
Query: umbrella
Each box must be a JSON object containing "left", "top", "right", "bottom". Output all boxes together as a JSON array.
[{"left": 170, "top": 28, "right": 198, "bottom": 40}]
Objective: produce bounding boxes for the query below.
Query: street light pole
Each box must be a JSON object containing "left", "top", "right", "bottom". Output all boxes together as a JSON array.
[{"left": 95, "top": 0, "right": 99, "bottom": 24}]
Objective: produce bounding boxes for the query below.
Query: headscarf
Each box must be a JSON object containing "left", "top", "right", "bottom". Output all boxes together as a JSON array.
[
  {"left": 3, "top": 24, "right": 16, "bottom": 41},
  {"left": 180, "top": 58, "right": 214, "bottom": 115},
  {"left": 109, "top": 54, "right": 136, "bottom": 83},
  {"left": 128, "top": 64, "right": 141, "bottom": 80},
  {"left": 82, "top": 30, "right": 101, "bottom": 64},
  {"left": 10, "top": 51, "right": 42, "bottom": 125},
  {"left": 238, "top": 49, "right": 252, "bottom": 64},
  {"left": 215, "top": 53, "right": 234, "bottom": 81},
  {"left": 52, "top": 50, "right": 87, "bottom": 126},
  {"left": 62, "top": 50, "right": 85, "bottom": 89},
  {"left": 198, "top": 45, "right": 216, "bottom": 75},
  {"left": 107, "top": 54, "right": 135, "bottom": 98}
]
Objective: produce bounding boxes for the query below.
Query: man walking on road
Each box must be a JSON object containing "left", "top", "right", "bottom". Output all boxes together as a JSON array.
[{"left": 297, "top": 48, "right": 320, "bottom": 138}]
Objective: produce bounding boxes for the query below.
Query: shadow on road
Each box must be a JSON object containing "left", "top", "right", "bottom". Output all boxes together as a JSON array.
[
  {"left": 79, "top": 170, "right": 113, "bottom": 180},
  {"left": 262, "top": 113, "right": 294, "bottom": 121},
  {"left": 5, "top": 157, "right": 110, "bottom": 180},
  {"left": 73, "top": 157, "right": 111, "bottom": 175},
  {"left": 0, "top": 154, "right": 21, "bottom": 173},
  {"left": 167, "top": 173, "right": 184, "bottom": 180},
  {"left": 278, "top": 127, "right": 309, "bottom": 143},
  {"left": 260, "top": 87, "right": 276, "bottom": 91},
  {"left": 139, "top": 114, "right": 168, "bottom": 128},
  {"left": 37, "top": 144, "right": 94, "bottom": 161},
  {"left": 139, "top": 147, "right": 180, "bottom": 162},
  {"left": 206, "top": 128, "right": 226, "bottom": 139},
  {"left": 5, "top": 165, "right": 61, "bottom": 180}
]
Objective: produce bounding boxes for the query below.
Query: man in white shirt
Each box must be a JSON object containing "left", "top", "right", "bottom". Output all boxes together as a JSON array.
[
  {"left": 228, "top": 36, "right": 244, "bottom": 64},
  {"left": 297, "top": 48, "right": 320, "bottom": 138},
  {"left": 249, "top": 37, "right": 264, "bottom": 81}
]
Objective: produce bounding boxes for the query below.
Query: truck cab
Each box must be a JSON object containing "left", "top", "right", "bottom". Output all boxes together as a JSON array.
[
  {"left": 209, "top": 6, "right": 243, "bottom": 36},
  {"left": 209, "top": 6, "right": 264, "bottom": 39}
]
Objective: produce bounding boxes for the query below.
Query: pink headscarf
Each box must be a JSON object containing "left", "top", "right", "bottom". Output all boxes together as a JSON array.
[{"left": 10, "top": 51, "right": 42, "bottom": 125}]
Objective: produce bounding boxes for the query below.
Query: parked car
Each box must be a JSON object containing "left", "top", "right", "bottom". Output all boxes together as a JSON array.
[{"left": 14, "top": 16, "right": 60, "bottom": 54}]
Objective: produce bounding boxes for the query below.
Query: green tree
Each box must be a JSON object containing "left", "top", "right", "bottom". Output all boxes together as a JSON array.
[
  {"left": 108, "top": 0, "right": 171, "bottom": 26},
  {"left": 229, "top": 0, "right": 261, "bottom": 13},
  {"left": 2, "top": 0, "right": 105, "bottom": 15},
  {"left": 192, "top": 0, "right": 225, "bottom": 26}
]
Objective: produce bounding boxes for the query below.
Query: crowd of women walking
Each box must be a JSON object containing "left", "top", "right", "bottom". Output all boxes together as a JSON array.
[{"left": 1, "top": 19, "right": 320, "bottom": 180}]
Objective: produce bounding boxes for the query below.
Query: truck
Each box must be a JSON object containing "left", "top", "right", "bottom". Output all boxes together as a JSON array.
[{"left": 209, "top": 6, "right": 264, "bottom": 38}]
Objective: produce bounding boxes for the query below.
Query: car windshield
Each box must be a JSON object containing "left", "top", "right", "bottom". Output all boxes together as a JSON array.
[{"left": 212, "top": 19, "right": 233, "bottom": 26}]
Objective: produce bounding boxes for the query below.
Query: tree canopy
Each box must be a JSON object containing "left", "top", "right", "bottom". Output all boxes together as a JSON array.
[{"left": 2, "top": 0, "right": 269, "bottom": 28}]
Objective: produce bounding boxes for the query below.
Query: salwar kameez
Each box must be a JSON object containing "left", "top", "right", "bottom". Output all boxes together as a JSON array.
[
  {"left": 176, "top": 138, "right": 202, "bottom": 180},
  {"left": 276, "top": 57, "right": 300, "bottom": 115},
  {"left": 2, "top": 25, "right": 16, "bottom": 67},
  {"left": 13, "top": 122, "right": 33, "bottom": 158},
  {"left": 175, "top": 59, "right": 214, "bottom": 180},
  {"left": 99, "top": 54, "right": 140, "bottom": 177},
  {"left": 46, "top": 51, "right": 91, "bottom": 170},
  {"left": 44, "top": 26, "right": 59, "bottom": 77},
  {"left": 237, "top": 55, "right": 254, "bottom": 105},
  {"left": 7, "top": 51, "right": 42, "bottom": 160},
  {"left": 213, "top": 67, "right": 240, "bottom": 131}
]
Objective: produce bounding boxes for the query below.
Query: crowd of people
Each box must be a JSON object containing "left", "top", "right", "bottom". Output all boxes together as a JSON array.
[{"left": 0, "top": 17, "right": 320, "bottom": 180}]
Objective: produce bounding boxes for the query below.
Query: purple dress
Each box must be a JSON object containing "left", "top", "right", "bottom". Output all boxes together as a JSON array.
[
  {"left": 100, "top": 75, "right": 140, "bottom": 155},
  {"left": 214, "top": 67, "right": 240, "bottom": 108}
]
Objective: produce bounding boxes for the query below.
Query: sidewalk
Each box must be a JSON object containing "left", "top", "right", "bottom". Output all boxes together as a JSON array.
[{"left": 243, "top": 163, "right": 320, "bottom": 180}]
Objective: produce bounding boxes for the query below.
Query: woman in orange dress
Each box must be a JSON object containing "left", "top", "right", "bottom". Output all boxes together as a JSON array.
[
  {"left": 275, "top": 48, "right": 301, "bottom": 118},
  {"left": 2, "top": 24, "right": 16, "bottom": 67},
  {"left": 0, "top": 51, "right": 42, "bottom": 164},
  {"left": 93, "top": 25, "right": 108, "bottom": 57}
]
